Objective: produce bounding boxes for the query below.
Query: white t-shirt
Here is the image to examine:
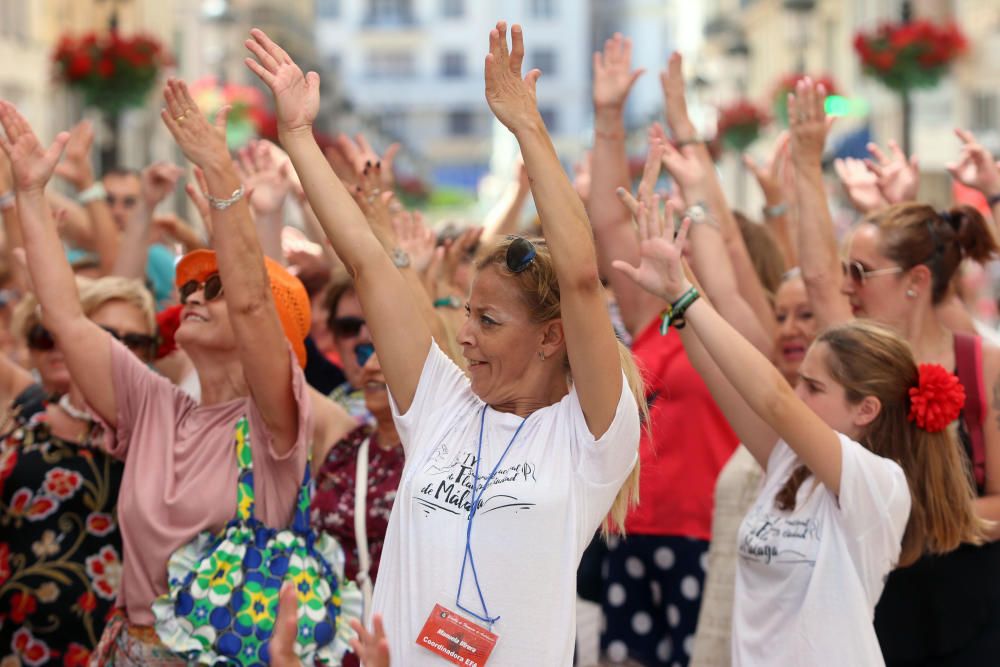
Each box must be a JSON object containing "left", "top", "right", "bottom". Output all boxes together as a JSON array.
[
  {"left": 372, "top": 342, "right": 640, "bottom": 666},
  {"left": 732, "top": 434, "right": 911, "bottom": 666}
]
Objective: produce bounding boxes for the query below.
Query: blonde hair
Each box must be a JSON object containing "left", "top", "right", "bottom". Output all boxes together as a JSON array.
[
  {"left": 476, "top": 237, "right": 644, "bottom": 536},
  {"left": 13, "top": 276, "right": 155, "bottom": 342},
  {"left": 776, "top": 321, "right": 985, "bottom": 566}
]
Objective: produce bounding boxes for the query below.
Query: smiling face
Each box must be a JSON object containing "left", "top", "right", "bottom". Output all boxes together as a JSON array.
[
  {"left": 841, "top": 223, "right": 914, "bottom": 326},
  {"left": 175, "top": 281, "right": 237, "bottom": 356},
  {"left": 457, "top": 265, "right": 564, "bottom": 409},
  {"left": 774, "top": 277, "right": 818, "bottom": 384}
]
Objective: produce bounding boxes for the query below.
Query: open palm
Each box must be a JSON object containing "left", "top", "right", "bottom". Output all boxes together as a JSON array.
[
  {"left": 612, "top": 196, "right": 691, "bottom": 303},
  {"left": 484, "top": 22, "right": 542, "bottom": 133},
  {"left": 0, "top": 101, "right": 69, "bottom": 193},
  {"left": 245, "top": 29, "right": 319, "bottom": 134}
]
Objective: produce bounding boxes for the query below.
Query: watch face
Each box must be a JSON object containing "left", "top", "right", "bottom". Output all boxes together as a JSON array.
[{"left": 685, "top": 205, "right": 706, "bottom": 222}]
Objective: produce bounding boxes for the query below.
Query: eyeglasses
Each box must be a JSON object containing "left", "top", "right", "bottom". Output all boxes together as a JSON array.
[
  {"left": 100, "top": 325, "right": 159, "bottom": 359},
  {"left": 330, "top": 316, "right": 366, "bottom": 339},
  {"left": 178, "top": 274, "right": 224, "bottom": 305},
  {"left": 505, "top": 236, "right": 537, "bottom": 273},
  {"left": 26, "top": 324, "right": 56, "bottom": 351},
  {"left": 355, "top": 342, "right": 375, "bottom": 368},
  {"left": 841, "top": 260, "right": 903, "bottom": 286}
]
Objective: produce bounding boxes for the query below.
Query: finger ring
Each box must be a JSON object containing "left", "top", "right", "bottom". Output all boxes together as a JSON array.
[
  {"left": 372, "top": 188, "right": 381, "bottom": 195},
  {"left": 367, "top": 195, "right": 375, "bottom": 204},
  {"left": 175, "top": 114, "right": 186, "bottom": 123}
]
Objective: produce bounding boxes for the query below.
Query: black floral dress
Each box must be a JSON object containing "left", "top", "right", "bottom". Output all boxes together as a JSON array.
[{"left": 0, "top": 411, "right": 124, "bottom": 666}]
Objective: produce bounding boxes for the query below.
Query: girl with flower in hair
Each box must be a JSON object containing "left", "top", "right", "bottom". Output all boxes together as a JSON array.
[{"left": 614, "top": 208, "right": 985, "bottom": 665}]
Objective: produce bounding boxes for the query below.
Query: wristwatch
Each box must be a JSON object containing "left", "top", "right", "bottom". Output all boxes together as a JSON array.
[{"left": 684, "top": 204, "right": 719, "bottom": 229}]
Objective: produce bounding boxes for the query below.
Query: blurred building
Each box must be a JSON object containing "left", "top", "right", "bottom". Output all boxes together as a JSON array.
[
  {"left": 315, "top": 0, "right": 591, "bottom": 190},
  {"left": 695, "top": 0, "right": 1000, "bottom": 209}
]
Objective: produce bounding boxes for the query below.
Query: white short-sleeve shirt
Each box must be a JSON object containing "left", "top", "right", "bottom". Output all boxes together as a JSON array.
[
  {"left": 732, "top": 434, "right": 911, "bottom": 666},
  {"left": 372, "top": 342, "right": 640, "bottom": 666}
]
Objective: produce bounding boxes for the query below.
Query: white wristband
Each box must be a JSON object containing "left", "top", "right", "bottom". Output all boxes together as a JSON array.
[{"left": 77, "top": 182, "right": 107, "bottom": 205}]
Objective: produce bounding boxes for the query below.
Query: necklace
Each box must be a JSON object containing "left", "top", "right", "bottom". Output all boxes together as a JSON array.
[{"left": 58, "top": 394, "right": 94, "bottom": 423}]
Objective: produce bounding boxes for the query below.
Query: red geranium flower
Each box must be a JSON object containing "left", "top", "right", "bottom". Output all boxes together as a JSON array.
[
  {"left": 12, "top": 627, "right": 52, "bottom": 667},
  {"left": 67, "top": 53, "right": 93, "bottom": 80},
  {"left": 908, "top": 363, "right": 966, "bottom": 433},
  {"left": 86, "top": 512, "right": 115, "bottom": 537}
]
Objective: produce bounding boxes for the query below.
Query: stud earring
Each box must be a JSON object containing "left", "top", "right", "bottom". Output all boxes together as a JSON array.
[{"left": 906, "top": 289, "right": 917, "bottom": 298}]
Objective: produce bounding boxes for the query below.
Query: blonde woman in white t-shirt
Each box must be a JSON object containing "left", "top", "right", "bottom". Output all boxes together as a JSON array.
[
  {"left": 246, "top": 22, "right": 644, "bottom": 666},
  {"left": 614, "top": 205, "right": 986, "bottom": 665}
]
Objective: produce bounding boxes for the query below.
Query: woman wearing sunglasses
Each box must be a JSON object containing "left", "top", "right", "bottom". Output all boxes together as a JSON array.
[
  {"left": 0, "top": 276, "right": 155, "bottom": 662},
  {"left": 0, "top": 82, "right": 313, "bottom": 662},
  {"left": 790, "top": 78, "right": 1000, "bottom": 666},
  {"left": 246, "top": 23, "right": 641, "bottom": 664}
]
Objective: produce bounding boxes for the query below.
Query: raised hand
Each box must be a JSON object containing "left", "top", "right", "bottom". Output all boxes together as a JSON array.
[
  {"left": 337, "top": 133, "right": 400, "bottom": 190},
  {"left": 833, "top": 157, "right": 886, "bottom": 213},
  {"left": 54, "top": 120, "right": 96, "bottom": 191},
  {"left": 350, "top": 160, "right": 395, "bottom": 244},
  {"left": 744, "top": 132, "right": 790, "bottom": 205},
  {"left": 593, "top": 33, "right": 644, "bottom": 111},
  {"left": 612, "top": 196, "right": 692, "bottom": 304},
  {"left": 788, "top": 77, "right": 829, "bottom": 170},
  {"left": 484, "top": 22, "right": 543, "bottom": 134},
  {"left": 660, "top": 135, "right": 705, "bottom": 196},
  {"left": 160, "top": 78, "right": 230, "bottom": 170},
  {"left": 947, "top": 128, "right": 1000, "bottom": 198},
  {"left": 141, "top": 161, "right": 184, "bottom": 210},
  {"left": 236, "top": 140, "right": 292, "bottom": 215},
  {"left": 659, "top": 52, "right": 697, "bottom": 143},
  {"left": 349, "top": 615, "right": 391, "bottom": 667},
  {"left": 245, "top": 29, "right": 319, "bottom": 136},
  {"left": 866, "top": 139, "right": 919, "bottom": 204},
  {"left": 0, "top": 101, "right": 70, "bottom": 193},
  {"left": 393, "top": 208, "right": 435, "bottom": 274}
]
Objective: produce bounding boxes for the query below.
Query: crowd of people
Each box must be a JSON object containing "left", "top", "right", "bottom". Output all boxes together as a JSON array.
[{"left": 1, "top": 18, "right": 999, "bottom": 667}]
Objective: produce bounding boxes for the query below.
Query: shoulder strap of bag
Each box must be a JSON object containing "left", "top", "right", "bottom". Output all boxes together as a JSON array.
[
  {"left": 954, "top": 333, "right": 987, "bottom": 489},
  {"left": 354, "top": 434, "right": 374, "bottom": 623}
]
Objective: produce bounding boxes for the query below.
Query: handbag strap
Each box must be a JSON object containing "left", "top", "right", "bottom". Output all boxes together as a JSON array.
[
  {"left": 354, "top": 434, "right": 374, "bottom": 622},
  {"left": 233, "top": 415, "right": 313, "bottom": 529}
]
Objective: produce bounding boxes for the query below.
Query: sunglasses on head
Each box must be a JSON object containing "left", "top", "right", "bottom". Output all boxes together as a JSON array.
[
  {"left": 330, "top": 316, "right": 366, "bottom": 339},
  {"left": 505, "top": 236, "right": 537, "bottom": 274},
  {"left": 840, "top": 260, "right": 903, "bottom": 286},
  {"left": 178, "top": 273, "right": 224, "bottom": 305},
  {"left": 27, "top": 323, "right": 56, "bottom": 351},
  {"left": 101, "top": 325, "right": 159, "bottom": 359}
]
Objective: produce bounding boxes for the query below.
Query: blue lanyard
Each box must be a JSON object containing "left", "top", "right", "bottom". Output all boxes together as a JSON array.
[{"left": 456, "top": 405, "right": 529, "bottom": 629}]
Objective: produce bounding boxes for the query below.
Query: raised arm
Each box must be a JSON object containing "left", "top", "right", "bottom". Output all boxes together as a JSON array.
[
  {"left": 161, "top": 79, "right": 299, "bottom": 454},
  {"left": 745, "top": 132, "right": 796, "bottom": 267},
  {"left": 947, "top": 128, "right": 1000, "bottom": 236},
  {"left": 112, "top": 161, "right": 183, "bottom": 280},
  {"left": 0, "top": 101, "right": 121, "bottom": 423},
  {"left": 789, "top": 79, "right": 853, "bottom": 330},
  {"left": 486, "top": 22, "right": 622, "bottom": 435},
  {"left": 245, "top": 29, "right": 429, "bottom": 413},
  {"left": 480, "top": 158, "right": 532, "bottom": 246},
  {"left": 585, "top": 33, "right": 661, "bottom": 336},
  {"left": 614, "top": 217, "right": 843, "bottom": 490},
  {"left": 235, "top": 140, "right": 290, "bottom": 263},
  {"left": 54, "top": 120, "right": 119, "bottom": 276}
]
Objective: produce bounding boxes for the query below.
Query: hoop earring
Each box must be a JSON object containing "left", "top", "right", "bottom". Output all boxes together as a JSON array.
[{"left": 538, "top": 351, "right": 546, "bottom": 361}]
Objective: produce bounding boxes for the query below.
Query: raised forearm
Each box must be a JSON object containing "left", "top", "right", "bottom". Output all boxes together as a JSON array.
[
  {"left": 482, "top": 181, "right": 530, "bottom": 244},
  {"left": 85, "top": 199, "right": 120, "bottom": 275},
  {"left": 18, "top": 189, "right": 85, "bottom": 327},
  {"left": 254, "top": 209, "right": 286, "bottom": 264},
  {"left": 281, "top": 130, "right": 386, "bottom": 275},
  {"left": 111, "top": 200, "right": 152, "bottom": 279}
]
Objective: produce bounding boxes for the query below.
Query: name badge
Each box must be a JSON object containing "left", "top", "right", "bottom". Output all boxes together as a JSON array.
[{"left": 416, "top": 603, "right": 499, "bottom": 666}]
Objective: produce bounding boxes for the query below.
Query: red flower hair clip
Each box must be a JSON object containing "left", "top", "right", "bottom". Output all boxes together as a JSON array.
[{"left": 908, "top": 363, "right": 965, "bottom": 433}]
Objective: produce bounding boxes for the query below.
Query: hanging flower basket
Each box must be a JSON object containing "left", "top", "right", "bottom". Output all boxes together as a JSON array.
[
  {"left": 853, "top": 20, "right": 967, "bottom": 93},
  {"left": 53, "top": 31, "right": 173, "bottom": 115},
  {"left": 714, "top": 100, "right": 770, "bottom": 154},
  {"left": 772, "top": 73, "right": 838, "bottom": 126}
]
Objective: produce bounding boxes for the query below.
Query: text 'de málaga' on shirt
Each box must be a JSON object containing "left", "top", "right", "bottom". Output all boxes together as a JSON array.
[
  {"left": 732, "top": 434, "right": 911, "bottom": 667},
  {"left": 372, "top": 342, "right": 640, "bottom": 666}
]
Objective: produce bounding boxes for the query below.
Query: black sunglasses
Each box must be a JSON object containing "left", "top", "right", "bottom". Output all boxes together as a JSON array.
[
  {"left": 179, "top": 274, "right": 224, "bottom": 305},
  {"left": 26, "top": 323, "right": 56, "bottom": 351},
  {"left": 101, "top": 325, "right": 159, "bottom": 359},
  {"left": 505, "top": 236, "right": 537, "bottom": 273},
  {"left": 330, "top": 316, "right": 366, "bottom": 339}
]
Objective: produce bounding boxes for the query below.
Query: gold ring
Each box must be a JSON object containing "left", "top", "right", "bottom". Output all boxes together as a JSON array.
[{"left": 175, "top": 114, "right": 187, "bottom": 123}]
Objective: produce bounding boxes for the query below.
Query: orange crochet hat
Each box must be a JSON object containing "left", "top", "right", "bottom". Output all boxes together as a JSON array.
[{"left": 175, "top": 250, "right": 311, "bottom": 368}]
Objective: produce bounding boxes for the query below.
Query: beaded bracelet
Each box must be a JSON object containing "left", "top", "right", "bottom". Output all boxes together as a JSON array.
[{"left": 659, "top": 286, "right": 700, "bottom": 334}]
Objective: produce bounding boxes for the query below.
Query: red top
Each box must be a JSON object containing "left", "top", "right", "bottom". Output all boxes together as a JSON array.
[{"left": 625, "top": 316, "right": 738, "bottom": 540}]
